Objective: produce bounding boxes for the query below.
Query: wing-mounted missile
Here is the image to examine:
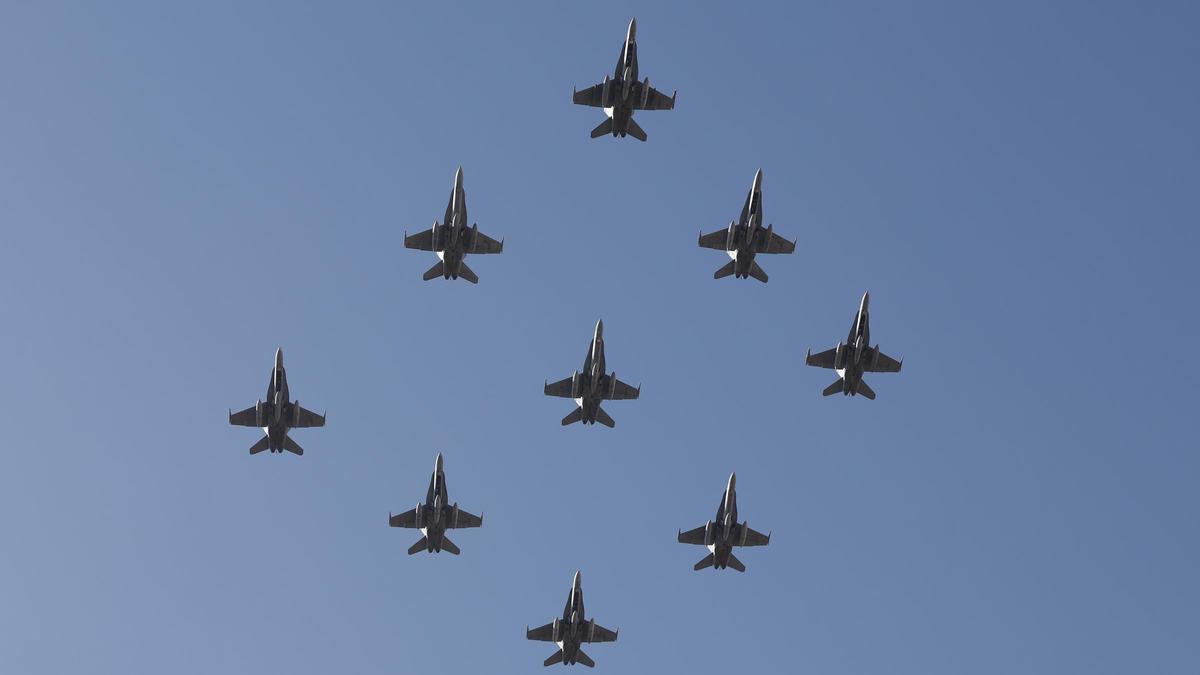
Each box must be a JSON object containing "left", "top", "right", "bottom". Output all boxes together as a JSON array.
[
  {"left": 587, "top": 618, "right": 596, "bottom": 642},
  {"left": 760, "top": 224, "right": 773, "bottom": 251},
  {"left": 608, "top": 372, "right": 617, "bottom": 398},
  {"left": 641, "top": 77, "right": 650, "bottom": 108},
  {"left": 254, "top": 400, "right": 264, "bottom": 427},
  {"left": 570, "top": 370, "right": 580, "bottom": 398},
  {"left": 834, "top": 343, "right": 845, "bottom": 370},
  {"left": 704, "top": 521, "right": 714, "bottom": 546},
  {"left": 739, "top": 521, "right": 750, "bottom": 546},
  {"left": 291, "top": 401, "right": 301, "bottom": 426},
  {"left": 871, "top": 345, "right": 881, "bottom": 369},
  {"left": 451, "top": 503, "right": 459, "bottom": 528},
  {"left": 552, "top": 618, "right": 561, "bottom": 642},
  {"left": 726, "top": 221, "right": 736, "bottom": 250},
  {"left": 414, "top": 504, "right": 424, "bottom": 529},
  {"left": 601, "top": 75, "right": 611, "bottom": 108}
]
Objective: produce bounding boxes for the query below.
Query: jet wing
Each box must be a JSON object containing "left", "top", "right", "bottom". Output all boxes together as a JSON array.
[
  {"left": 229, "top": 405, "right": 258, "bottom": 427},
  {"left": 757, "top": 229, "right": 796, "bottom": 254},
  {"left": 737, "top": 524, "right": 771, "bottom": 547},
  {"left": 449, "top": 508, "right": 483, "bottom": 529},
  {"left": 544, "top": 376, "right": 575, "bottom": 398},
  {"left": 292, "top": 405, "right": 326, "bottom": 428},
  {"left": 632, "top": 81, "right": 676, "bottom": 110},
  {"left": 805, "top": 347, "right": 838, "bottom": 369},
  {"left": 605, "top": 377, "right": 640, "bottom": 401},
  {"left": 677, "top": 525, "right": 708, "bottom": 545},
  {"left": 572, "top": 83, "right": 606, "bottom": 107},
  {"left": 865, "top": 351, "right": 903, "bottom": 373},
  {"left": 526, "top": 623, "right": 556, "bottom": 641},
  {"left": 586, "top": 622, "right": 619, "bottom": 643},
  {"left": 388, "top": 508, "right": 418, "bottom": 528},
  {"left": 698, "top": 228, "right": 729, "bottom": 251},
  {"left": 468, "top": 230, "right": 504, "bottom": 254},
  {"left": 404, "top": 229, "right": 435, "bottom": 251}
]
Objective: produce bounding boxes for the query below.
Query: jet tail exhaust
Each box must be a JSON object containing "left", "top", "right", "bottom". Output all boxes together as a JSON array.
[
  {"left": 561, "top": 408, "right": 584, "bottom": 426},
  {"left": 283, "top": 436, "right": 304, "bottom": 456},
  {"left": 594, "top": 406, "right": 615, "bottom": 428},
  {"left": 726, "top": 553, "right": 746, "bottom": 572},
  {"left": 248, "top": 436, "right": 270, "bottom": 455},
  {"left": 543, "top": 651, "right": 564, "bottom": 667},
  {"left": 693, "top": 553, "right": 715, "bottom": 570},
  {"left": 422, "top": 261, "right": 445, "bottom": 281},
  {"left": 439, "top": 536, "right": 461, "bottom": 555},
  {"left": 590, "top": 118, "right": 614, "bottom": 138},
  {"left": 822, "top": 378, "right": 844, "bottom": 397},
  {"left": 407, "top": 537, "right": 428, "bottom": 555},
  {"left": 625, "top": 118, "right": 647, "bottom": 142},
  {"left": 713, "top": 261, "right": 736, "bottom": 279}
]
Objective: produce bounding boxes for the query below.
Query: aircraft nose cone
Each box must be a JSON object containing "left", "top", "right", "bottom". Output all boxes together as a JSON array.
[
  {"left": 274, "top": 347, "right": 284, "bottom": 369},
  {"left": 594, "top": 319, "right": 604, "bottom": 341},
  {"left": 627, "top": 17, "right": 637, "bottom": 41},
  {"left": 435, "top": 452, "right": 444, "bottom": 473},
  {"left": 573, "top": 570, "right": 582, "bottom": 589},
  {"left": 728, "top": 472, "right": 737, "bottom": 491},
  {"left": 753, "top": 168, "right": 763, "bottom": 188},
  {"left": 861, "top": 291, "right": 871, "bottom": 311}
]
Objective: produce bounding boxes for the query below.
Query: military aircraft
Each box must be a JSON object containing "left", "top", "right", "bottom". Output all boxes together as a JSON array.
[
  {"left": 404, "top": 167, "right": 503, "bottom": 283},
  {"left": 544, "top": 320, "right": 640, "bottom": 427},
  {"left": 228, "top": 348, "right": 325, "bottom": 455},
  {"left": 805, "top": 292, "right": 903, "bottom": 399},
  {"left": 572, "top": 18, "right": 676, "bottom": 141},
  {"left": 389, "top": 452, "right": 482, "bottom": 555},
  {"left": 527, "top": 571, "right": 618, "bottom": 667},
  {"left": 677, "top": 473, "right": 770, "bottom": 572},
  {"left": 698, "top": 169, "right": 796, "bottom": 282}
]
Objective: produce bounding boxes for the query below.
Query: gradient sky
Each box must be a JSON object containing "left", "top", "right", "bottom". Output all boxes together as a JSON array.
[{"left": 1, "top": 2, "right": 1198, "bottom": 674}]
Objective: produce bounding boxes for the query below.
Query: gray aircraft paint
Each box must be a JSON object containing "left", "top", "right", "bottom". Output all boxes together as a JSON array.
[
  {"left": 404, "top": 167, "right": 504, "bottom": 283},
  {"left": 678, "top": 473, "right": 771, "bottom": 572},
  {"left": 526, "top": 571, "right": 618, "bottom": 667},
  {"left": 228, "top": 348, "right": 326, "bottom": 455},
  {"left": 572, "top": 18, "right": 676, "bottom": 141},
  {"left": 805, "top": 292, "right": 904, "bottom": 399},
  {"left": 698, "top": 169, "right": 797, "bottom": 282},
  {"left": 544, "top": 320, "right": 640, "bottom": 427},
  {"left": 388, "top": 452, "right": 482, "bottom": 555}
]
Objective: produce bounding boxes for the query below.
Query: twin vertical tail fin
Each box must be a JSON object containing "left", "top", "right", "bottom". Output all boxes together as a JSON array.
[
  {"left": 593, "top": 406, "right": 615, "bottom": 428},
  {"left": 439, "top": 536, "right": 461, "bottom": 555},
  {"left": 574, "top": 649, "right": 595, "bottom": 667},
  {"left": 856, "top": 379, "right": 877, "bottom": 400},
  {"left": 822, "top": 378, "right": 844, "bottom": 397},
  {"left": 748, "top": 261, "right": 768, "bottom": 283},
  {"left": 543, "top": 651, "right": 564, "bottom": 667},
  {"left": 422, "top": 261, "right": 445, "bottom": 281},
  {"left": 693, "top": 553, "right": 715, "bottom": 571},
  {"left": 248, "top": 436, "right": 270, "bottom": 455},
  {"left": 726, "top": 554, "right": 746, "bottom": 572},
  {"left": 283, "top": 437, "right": 304, "bottom": 456},
  {"left": 561, "top": 408, "right": 584, "bottom": 426},
  {"left": 590, "top": 118, "right": 614, "bottom": 138},
  {"left": 457, "top": 263, "right": 478, "bottom": 284},
  {"left": 407, "top": 537, "right": 428, "bottom": 555},
  {"left": 713, "top": 261, "right": 736, "bottom": 279}
]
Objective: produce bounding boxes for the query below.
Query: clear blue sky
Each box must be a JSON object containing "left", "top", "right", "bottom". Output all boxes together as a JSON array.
[{"left": 1, "top": 2, "right": 1197, "bottom": 673}]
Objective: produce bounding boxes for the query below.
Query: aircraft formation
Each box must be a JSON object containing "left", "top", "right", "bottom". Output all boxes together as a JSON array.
[{"left": 228, "top": 18, "right": 904, "bottom": 668}]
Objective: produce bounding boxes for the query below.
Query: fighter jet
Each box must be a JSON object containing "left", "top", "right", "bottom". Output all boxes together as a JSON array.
[
  {"left": 404, "top": 167, "right": 503, "bottom": 283},
  {"left": 389, "top": 452, "right": 482, "bottom": 555},
  {"left": 677, "top": 472, "right": 770, "bottom": 572},
  {"left": 526, "top": 571, "right": 618, "bottom": 667},
  {"left": 572, "top": 18, "right": 676, "bottom": 141},
  {"left": 698, "top": 169, "right": 796, "bottom": 282},
  {"left": 805, "top": 292, "right": 903, "bottom": 399},
  {"left": 544, "top": 320, "right": 640, "bottom": 427},
  {"left": 228, "top": 348, "right": 325, "bottom": 455}
]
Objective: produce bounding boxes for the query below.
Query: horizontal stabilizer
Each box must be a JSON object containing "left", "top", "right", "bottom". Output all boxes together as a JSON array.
[
  {"left": 575, "top": 649, "right": 595, "bottom": 667},
  {"left": 727, "top": 553, "right": 746, "bottom": 572},
  {"left": 822, "top": 378, "right": 844, "bottom": 397},
  {"left": 543, "top": 651, "right": 564, "bottom": 667},
  {"left": 439, "top": 536, "right": 460, "bottom": 555},
  {"left": 561, "top": 408, "right": 583, "bottom": 426},
  {"left": 856, "top": 379, "right": 877, "bottom": 400},
  {"left": 283, "top": 436, "right": 304, "bottom": 456},
  {"left": 713, "top": 260, "right": 736, "bottom": 279},
  {"left": 457, "top": 262, "right": 478, "bottom": 284},
  {"left": 594, "top": 406, "right": 615, "bottom": 428},
  {"left": 693, "top": 553, "right": 715, "bottom": 571},
  {"left": 590, "top": 118, "right": 613, "bottom": 138},
  {"left": 407, "top": 537, "right": 428, "bottom": 555},
  {"left": 625, "top": 118, "right": 647, "bottom": 142},
  {"left": 248, "top": 436, "right": 270, "bottom": 455},
  {"left": 748, "top": 261, "right": 768, "bottom": 283},
  {"left": 422, "top": 261, "right": 445, "bottom": 281}
]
